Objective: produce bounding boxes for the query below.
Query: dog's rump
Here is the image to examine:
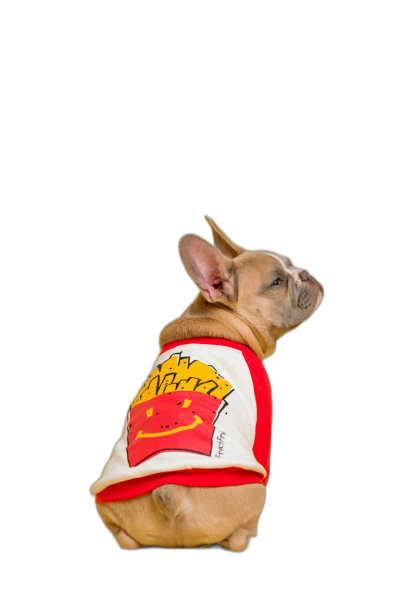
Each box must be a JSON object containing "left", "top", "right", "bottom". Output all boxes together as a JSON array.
[{"left": 91, "top": 338, "right": 272, "bottom": 503}]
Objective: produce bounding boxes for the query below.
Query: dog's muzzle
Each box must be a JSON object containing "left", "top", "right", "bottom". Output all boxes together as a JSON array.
[{"left": 296, "top": 271, "right": 321, "bottom": 310}]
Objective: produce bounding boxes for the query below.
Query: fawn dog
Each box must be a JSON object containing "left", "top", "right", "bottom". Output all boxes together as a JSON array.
[{"left": 91, "top": 217, "right": 323, "bottom": 550}]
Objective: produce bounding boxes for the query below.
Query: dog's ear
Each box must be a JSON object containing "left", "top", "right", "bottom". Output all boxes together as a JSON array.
[
  {"left": 179, "top": 234, "right": 237, "bottom": 302},
  {"left": 205, "top": 216, "right": 244, "bottom": 259}
]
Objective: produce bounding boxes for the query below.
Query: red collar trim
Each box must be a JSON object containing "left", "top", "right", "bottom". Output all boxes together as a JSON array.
[{"left": 161, "top": 337, "right": 259, "bottom": 359}]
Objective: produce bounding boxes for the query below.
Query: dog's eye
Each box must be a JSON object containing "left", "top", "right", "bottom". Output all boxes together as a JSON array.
[{"left": 271, "top": 278, "right": 283, "bottom": 286}]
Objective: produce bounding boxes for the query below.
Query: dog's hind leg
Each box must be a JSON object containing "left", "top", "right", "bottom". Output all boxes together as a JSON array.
[
  {"left": 219, "top": 516, "right": 259, "bottom": 552},
  {"left": 96, "top": 487, "right": 188, "bottom": 548},
  {"left": 97, "top": 502, "right": 143, "bottom": 549},
  {"left": 115, "top": 530, "right": 142, "bottom": 549}
]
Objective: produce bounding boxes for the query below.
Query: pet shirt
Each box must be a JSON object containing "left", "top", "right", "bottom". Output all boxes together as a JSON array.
[{"left": 91, "top": 337, "right": 272, "bottom": 503}]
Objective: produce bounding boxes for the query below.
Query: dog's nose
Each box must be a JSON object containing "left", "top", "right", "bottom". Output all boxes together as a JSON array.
[{"left": 299, "top": 270, "right": 310, "bottom": 282}]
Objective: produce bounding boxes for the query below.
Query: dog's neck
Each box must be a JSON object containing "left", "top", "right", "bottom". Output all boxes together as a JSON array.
[{"left": 159, "top": 294, "right": 275, "bottom": 360}]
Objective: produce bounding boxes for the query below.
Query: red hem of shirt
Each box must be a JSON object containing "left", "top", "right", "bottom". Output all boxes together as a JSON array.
[{"left": 96, "top": 467, "right": 264, "bottom": 503}]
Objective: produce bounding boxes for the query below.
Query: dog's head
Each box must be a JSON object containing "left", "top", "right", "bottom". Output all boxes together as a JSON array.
[{"left": 179, "top": 217, "right": 323, "bottom": 357}]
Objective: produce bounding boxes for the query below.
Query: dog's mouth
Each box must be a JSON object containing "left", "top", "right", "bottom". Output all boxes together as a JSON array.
[
  {"left": 288, "top": 280, "right": 323, "bottom": 329},
  {"left": 297, "top": 278, "right": 323, "bottom": 310},
  {"left": 297, "top": 287, "right": 314, "bottom": 310}
]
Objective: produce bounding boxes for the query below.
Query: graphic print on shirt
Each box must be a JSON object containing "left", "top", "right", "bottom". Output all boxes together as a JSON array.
[{"left": 127, "top": 352, "right": 234, "bottom": 467}]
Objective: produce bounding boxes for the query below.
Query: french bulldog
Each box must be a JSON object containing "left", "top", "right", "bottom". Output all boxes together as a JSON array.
[{"left": 91, "top": 217, "right": 323, "bottom": 550}]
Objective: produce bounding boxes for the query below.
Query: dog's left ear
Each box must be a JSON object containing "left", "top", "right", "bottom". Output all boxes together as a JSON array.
[
  {"left": 179, "top": 234, "right": 237, "bottom": 303},
  {"left": 205, "top": 216, "right": 244, "bottom": 259}
]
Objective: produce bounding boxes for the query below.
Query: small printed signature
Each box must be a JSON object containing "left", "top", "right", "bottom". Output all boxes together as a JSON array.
[{"left": 215, "top": 431, "right": 226, "bottom": 457}]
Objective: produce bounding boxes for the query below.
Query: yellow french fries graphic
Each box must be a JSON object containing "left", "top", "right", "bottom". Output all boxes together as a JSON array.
[{"left": 131, "top": 352, "right": 233, "bottom": 408}]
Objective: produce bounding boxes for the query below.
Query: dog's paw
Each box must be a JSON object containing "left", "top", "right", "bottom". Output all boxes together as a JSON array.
[
  {"left": 115, "top": 530, "right": 142, "bottom": 549},
  {"left": 220, "top": 527, "right": 250, "bottom": 551}
]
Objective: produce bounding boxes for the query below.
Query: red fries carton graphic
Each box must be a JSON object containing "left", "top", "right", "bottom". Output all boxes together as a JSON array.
[{"left": 127, "top": 352, "right": 233, "bottom": 467}]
